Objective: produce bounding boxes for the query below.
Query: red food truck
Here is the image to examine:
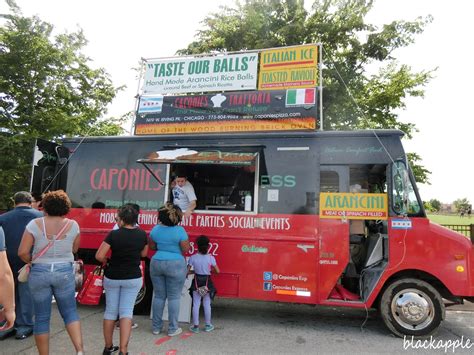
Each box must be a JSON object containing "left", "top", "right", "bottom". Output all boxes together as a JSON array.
[{"left": 31, "top": 129, "right": 474, "bottom": 337}]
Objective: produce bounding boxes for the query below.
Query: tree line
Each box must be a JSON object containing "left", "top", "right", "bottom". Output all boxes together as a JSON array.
[{"left": 424, "top": 198, "right": 472, "bottom": 214}]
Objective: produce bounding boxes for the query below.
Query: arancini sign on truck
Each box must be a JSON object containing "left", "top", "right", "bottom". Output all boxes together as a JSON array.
[{"left": 319, "top": 192, "right": 388, "bottom": 219}]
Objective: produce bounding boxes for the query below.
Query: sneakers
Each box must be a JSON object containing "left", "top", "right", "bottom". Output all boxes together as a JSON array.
[
  {"left": 152, "top": 329, "right": 161, "bottom": 335},
  {"left": 167, "top": 327, "right": 183, "bottom": 337},
  {"left": 15, "top": 330, "right": 33, "bottom": 340},
  {"left": 102, "top": 345, "right": 119, "bottom": 354},
  {"left": 189, "top": 325, "right": 200, "bottom": 333},
  {"left": 188, "top": 324, "right": 214, "bottom": 333},
  {"left": 115, "top": 322, "right": 138, "bottom": 329},
  {"left": 204, "top": 324, "right": 214, "bottom": 332}
]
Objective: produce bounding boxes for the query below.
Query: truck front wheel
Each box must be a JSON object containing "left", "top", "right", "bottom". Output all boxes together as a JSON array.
[{"left": 379, "top": 278, "right": 445, "bottom": 337}]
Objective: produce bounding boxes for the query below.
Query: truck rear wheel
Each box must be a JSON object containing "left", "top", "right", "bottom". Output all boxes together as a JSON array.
[{"left": 379, "top": 278, "right": 445, "bottom": 337}]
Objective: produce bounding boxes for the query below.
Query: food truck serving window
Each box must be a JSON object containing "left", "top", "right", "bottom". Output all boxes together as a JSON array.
[{"left": 137, "top": 148, "right": 259, "bottom": 213}]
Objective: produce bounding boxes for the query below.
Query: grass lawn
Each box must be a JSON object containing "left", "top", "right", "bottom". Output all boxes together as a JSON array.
[{"left": 427, "top": 214, "right": 472, "bottom": 225}]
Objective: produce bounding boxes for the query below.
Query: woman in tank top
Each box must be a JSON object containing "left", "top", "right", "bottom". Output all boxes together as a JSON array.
[{"left": 18, "top": 190, "right": 83, "bottom": 355}]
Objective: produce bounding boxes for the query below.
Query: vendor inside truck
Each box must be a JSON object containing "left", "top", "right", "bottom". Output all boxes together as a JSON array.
[{"left": 166, "top": 154, "right": 257, "bottom": 213}]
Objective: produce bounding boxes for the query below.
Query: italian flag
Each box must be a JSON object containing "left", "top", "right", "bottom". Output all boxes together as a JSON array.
[{"left": 286, "top": 88, "right": 316, "bottom": 106}]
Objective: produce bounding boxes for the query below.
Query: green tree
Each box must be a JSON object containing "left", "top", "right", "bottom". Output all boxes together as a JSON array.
[
  {"left": 180, "top": 0, "right": 433, "bottom": 183},
  {"left": 453, "top": 198, "right": 470, "bottom": 214},
  {"left": 428, "top": 198, "right": 441, "bottom": 212},
  {"left": 423, "top": 201, "right": 434, "bottom": 213},
  {"left": 0, "top": 1, "right": 123, "bottom": 209},
  {"left": 406, "top": 152, "right": 431, "bottom": 185}
]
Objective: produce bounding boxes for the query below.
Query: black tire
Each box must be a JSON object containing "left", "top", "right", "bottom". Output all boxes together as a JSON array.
[
  {"left": 379, "top": 278, "right": 445, "bottom": 338},
  {"left": 133, "top": 260, "right": 153, "bottom": 315}
]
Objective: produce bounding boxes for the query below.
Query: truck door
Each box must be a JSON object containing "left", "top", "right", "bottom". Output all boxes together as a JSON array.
[
  {"left": 318, "top": 166, "right": 350, "bottom": 301},
  {"left": 386, "top": 159, "right": 425, "bottom": 271},
  {"left": 319, "top": 163, "right": 390, "bottom": 302},
  {"left": 30, "top": 138, "right": 69, "bottom": 195}
]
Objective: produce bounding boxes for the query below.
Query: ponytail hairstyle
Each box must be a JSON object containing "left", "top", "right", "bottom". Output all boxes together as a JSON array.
[
  {"left": 158, "top": 202, "right": 182, "bottom": 226},
  {"left": 196, "top": 235, "right": 210, "bottom": 254}
]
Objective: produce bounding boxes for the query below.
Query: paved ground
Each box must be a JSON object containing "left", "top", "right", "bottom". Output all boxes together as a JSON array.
[{"left": 1, "top": 299, "right": 473, "bottom": 354}]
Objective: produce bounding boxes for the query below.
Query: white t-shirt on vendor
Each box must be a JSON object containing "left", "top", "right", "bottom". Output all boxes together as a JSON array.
[{"left": 172, "top": 181, "right": 197, "bottom": 212}]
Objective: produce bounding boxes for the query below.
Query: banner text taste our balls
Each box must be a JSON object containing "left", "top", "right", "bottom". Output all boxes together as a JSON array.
[{"left": 149, "top": 56, "right": 255, "bottom": 77}]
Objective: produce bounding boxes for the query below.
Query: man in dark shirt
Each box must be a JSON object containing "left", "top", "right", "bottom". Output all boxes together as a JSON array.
[{"left": 0, "top": 192, "right": 43, "bottom": 340}]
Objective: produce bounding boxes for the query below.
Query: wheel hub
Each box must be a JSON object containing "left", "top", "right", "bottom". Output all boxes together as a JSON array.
[{"left": 391, "top": 288, "right": 434, "bottom": 330}]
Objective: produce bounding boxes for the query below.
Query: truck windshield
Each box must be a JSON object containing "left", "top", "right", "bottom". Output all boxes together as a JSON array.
[{"left": 392, "top": 161, "right": 422, "bottom": 216}]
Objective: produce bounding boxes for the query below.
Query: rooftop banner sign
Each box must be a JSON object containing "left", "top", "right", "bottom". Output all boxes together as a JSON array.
[
  {"left": 143, "top": 53, "right": 258, "bottom": 94},
  {"left": 134, "top": 89, "right": 317, "bottom": 135},
  {"left": 258, "top": 44, "right": 318, "bottom": 90},
  {"left": 319, "top": 192, "right": 388, "bottom": 220}
]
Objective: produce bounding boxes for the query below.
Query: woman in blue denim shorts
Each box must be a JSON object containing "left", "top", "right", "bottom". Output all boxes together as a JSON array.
[
  {"left": 149, "top": 202, "right": 190, "bottom": 337},
  {"left": 18, "top": 190, "right": 84, "bottom": 355},
  {"left": 96, "top": 204, "right": 148, "bottom": 355}
]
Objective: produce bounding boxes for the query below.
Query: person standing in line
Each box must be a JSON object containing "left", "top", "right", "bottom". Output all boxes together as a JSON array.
[
  {"left": 187, "top": 235, "right": 220, "bottom": 333},
  {"left": 96, "top": 205, "right": 148, "bottom": 355},
  {"left": 0, "top": 191, "right": 42, "bottom": 340},
  {"left": 149, "top": 203, "right": 190, "bottom": 336},
  {"left": 112, "top": 203, "right": 141, "bottom": 331},
  {"left": 18, "top": 190, "right": 84, "bottom": 355},
  {"left": 31, "top": 192, "right": 44, "bottom": 212},
  {"left": 0, "top": 227, "right": 15, "bottom": 332},
  {"left": 172, "top": 172, "right": 197, "bottom": 218}
]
